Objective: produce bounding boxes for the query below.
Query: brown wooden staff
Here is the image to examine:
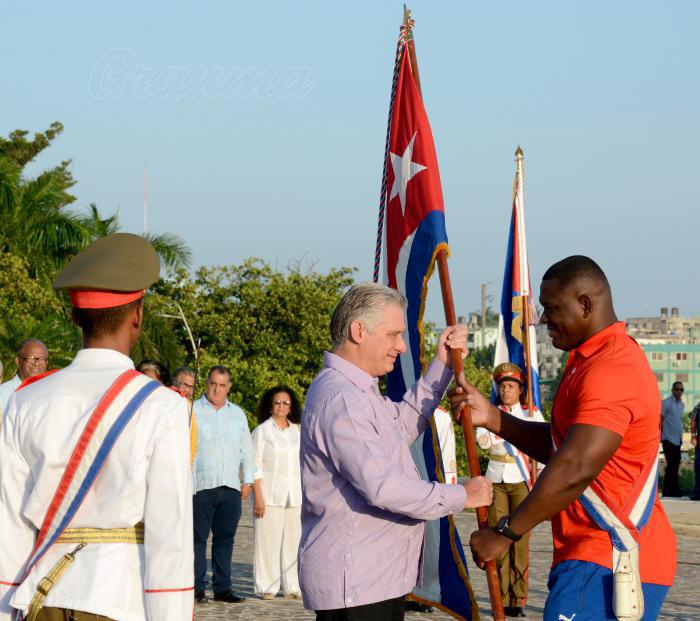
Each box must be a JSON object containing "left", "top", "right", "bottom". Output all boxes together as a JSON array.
[
  {"left": 402, "top": 6, "right": 505, "bottom": 620},
  {"left": 522, "top": 295, "right": 538, "bottom": 484},
  {"left": 515, "top": 147, "right": 538, "bottom": 485}
]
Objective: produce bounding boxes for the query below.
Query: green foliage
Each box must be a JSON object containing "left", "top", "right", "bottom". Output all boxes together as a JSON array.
[
  {"left": 144, "top": 232, "right": 192, "bottom": 272},
  {"left": 0, "top": 122, "right": 90, "bottom": 281},
  {"left": 0, "top": 121, "right": 66, "bottom": 167},
  {"left": 0, "top": 252, "right": 62, "bottom": 318},
  {"left": 423, "top": 320, "right": 494, "bottom": 478},
  {"left": 0, "top": 123, "right": 194, "bottom": 374},
  {"left": 0, "top": 252, "right": 80, "bottom": 375},
  {"left": 450, "top": 355, "right": 493, "bottom": 477},
  {"left": 472, "top": 343, "right": 496, "bottom": 369},
  {"left": 153, "top": 258, "right": 355, "bottom": 422}
]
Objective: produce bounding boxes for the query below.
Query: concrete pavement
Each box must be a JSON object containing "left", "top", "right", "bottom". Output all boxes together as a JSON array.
[{"left": 194, "top": 497, "right": 700, "bottom": 620}]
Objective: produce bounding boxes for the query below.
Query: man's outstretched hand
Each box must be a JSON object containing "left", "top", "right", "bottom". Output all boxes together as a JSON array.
[
  {"left": 469, "top": 528, "right": 512, "bottom": 570},
  {"left": 436, "top": 324, "right": 468, "bottom": 369},
  {"left": 448, "top": 372, "right": 495, "bottom": 427},
  {"left": 462, "top": 476, "right": 493, "bottom": 509}
]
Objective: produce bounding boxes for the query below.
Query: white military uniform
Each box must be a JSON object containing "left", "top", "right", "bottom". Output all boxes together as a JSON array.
[
  {"left": 433, "top": 406, "right": 457, "bottom": 484},
  {"left": 0, "top": 348, "right": 194, "bottom": 621},
  {"left": 477, "top": 403, "right": 544, "bottom": 483}
]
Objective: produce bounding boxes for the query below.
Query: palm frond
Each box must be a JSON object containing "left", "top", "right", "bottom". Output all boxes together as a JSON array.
[
  {"left": 143, "top": 232, "right": 193, "bottom": 271},
  {"left": 78, "top": 203, "right": 120, "bottom": 240},
  {"left": 0, "top": 155, "right": 20, "bottom": 219}
]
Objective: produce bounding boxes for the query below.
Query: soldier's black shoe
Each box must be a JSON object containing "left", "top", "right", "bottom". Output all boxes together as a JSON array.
[
  {"left": 504, "top": 606, "right": 526, "bottom": 617},
  {"left": 213, "top": 590, "right": 245, "bottom": 603},
  {"left": 195, "top": 590, "right": 209, "bottom": 604}
]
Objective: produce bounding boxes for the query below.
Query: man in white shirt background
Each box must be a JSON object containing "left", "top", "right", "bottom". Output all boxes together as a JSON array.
[{"left": 0, "top": 339, "right": 48, "bottom": 415}]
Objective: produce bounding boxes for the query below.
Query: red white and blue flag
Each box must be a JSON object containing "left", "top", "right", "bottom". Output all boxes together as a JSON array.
[
  {"left": 374, "top": 28, "right": 476, "bottom": 620},
  {"left": 492, "top": 151, "right": 542, "bottom": 413}
]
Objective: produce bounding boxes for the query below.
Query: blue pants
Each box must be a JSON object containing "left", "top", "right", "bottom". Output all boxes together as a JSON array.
[
  {"left": 193, "top": 486, "right": 242, "bottom": 592},
  {"left": 544, "top": 560, "right": 669, "bottom": 621}
]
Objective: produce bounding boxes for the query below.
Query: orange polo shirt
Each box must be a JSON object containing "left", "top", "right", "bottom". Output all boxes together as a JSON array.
[{"left": 550, "top": 321, "right": 676, "bottom": 586}]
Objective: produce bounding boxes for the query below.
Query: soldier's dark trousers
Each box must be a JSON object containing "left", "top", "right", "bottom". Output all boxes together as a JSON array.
[{"left": 488, "top": 481, "right": 530, "bottom": 608}]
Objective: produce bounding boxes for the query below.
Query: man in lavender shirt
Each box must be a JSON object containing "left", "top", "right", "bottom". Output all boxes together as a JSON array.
[{"left": 299, "top": 283, "right": 493, "bottom": 620}]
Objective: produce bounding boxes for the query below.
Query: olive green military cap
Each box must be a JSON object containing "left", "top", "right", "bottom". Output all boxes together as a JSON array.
[
  {"left": 493, "top": 362, "right": 525, "bottom": 384},
  {"left": 53, "top": 233, "right": 160, "bottom": 307}
]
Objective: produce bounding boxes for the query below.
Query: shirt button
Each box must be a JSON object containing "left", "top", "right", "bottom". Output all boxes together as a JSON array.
[{"left": 346, "top": 598, "right": 352, "bottom": 604}]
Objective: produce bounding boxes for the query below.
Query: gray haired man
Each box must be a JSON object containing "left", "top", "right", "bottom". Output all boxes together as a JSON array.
[
  {"left": 172, "top": 366, "right": 196, "bottom": 401},
  {"left": 298, "top": 283, "right": 492, "bottom": 619}
]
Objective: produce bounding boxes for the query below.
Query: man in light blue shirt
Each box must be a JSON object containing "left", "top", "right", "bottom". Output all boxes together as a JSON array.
[
  {"left": 661, "top": 381, "right": 685, "bottom": 497},
  {"left": 193, "top": 365, "right": 254, "bottom": 604}
]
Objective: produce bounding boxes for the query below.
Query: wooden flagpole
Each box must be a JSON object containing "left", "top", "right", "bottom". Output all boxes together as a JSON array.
[
  {"left": 515, "top": 147, "right": 539, "bottom": 484},
  {"left": 402, "top": 7, "right": 505, "bottom": 620},
  {"left": 522, "top": 295, "right": 538, "bottom": 483}
]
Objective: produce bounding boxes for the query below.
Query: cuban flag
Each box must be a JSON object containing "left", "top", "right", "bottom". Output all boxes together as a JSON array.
[
  {"left": 375, "top": 33, "right": 477, "bottom": 620},
  {"left": 492, "top": 149, "right": 542, "bottom": 412}
]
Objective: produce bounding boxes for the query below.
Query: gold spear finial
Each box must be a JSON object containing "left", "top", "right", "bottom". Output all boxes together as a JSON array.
[
  {"left": 515, "top": 145, "right": 524, "bottom": 158},
  {"left": 403, "top": 4, "right": 415, "bottom": 38}
]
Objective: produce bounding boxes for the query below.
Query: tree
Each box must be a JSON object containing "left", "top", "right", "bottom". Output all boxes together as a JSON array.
[
  {"left": 0, "top": 123, "right": 193, "bottom": 374},
  {"left": 472, "top": 342, "right": 496, "bottom": 370},
  {"left": 0, "top": 124, "right": 192, "bottom": 284},
  {"left": 152, "top": 259, "right": 356, "bottom": 424},
  {"left": 77, "top": 204, "right": 193, "bottom": 272},
  {"left": 0, "top": 252, "right": 79, "bottom": 375},
  {"left": 0, "top": 122, "right": 91, "bottom": 281}
]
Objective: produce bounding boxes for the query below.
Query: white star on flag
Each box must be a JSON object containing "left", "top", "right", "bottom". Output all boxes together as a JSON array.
[{"left": 389, "top": 132, "right": 426, "bottom": 215}]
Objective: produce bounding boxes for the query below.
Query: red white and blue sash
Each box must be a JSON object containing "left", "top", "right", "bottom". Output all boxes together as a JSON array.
[
  {"left": 502, "top": 440, "right": 532, "bottom": 488},
  {"left": 552, "top": 428, "right": 658, "bottom": 551},
  {"left": 497, "top": 406, "right": 534, "bottom": 488},
  {"left": 21, "top": 369, "right": 160, "bottom": 579}
]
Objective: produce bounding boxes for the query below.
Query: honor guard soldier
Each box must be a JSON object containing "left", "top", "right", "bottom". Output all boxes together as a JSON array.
[
  {"left": 476, "top": 362, "right": 544, "bottom": 618},
  {"left": 0, "top": 233, "right": 194, "bottom": 621}
]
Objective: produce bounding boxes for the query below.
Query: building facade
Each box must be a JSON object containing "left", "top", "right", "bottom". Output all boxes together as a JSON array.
[{"left": 627, "top": 307, "right": 700, "bottom": 408}]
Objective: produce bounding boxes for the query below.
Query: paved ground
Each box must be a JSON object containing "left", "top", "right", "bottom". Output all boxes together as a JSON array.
[{"left": 195, "top": 497, "right": 700, "bottom": 620}]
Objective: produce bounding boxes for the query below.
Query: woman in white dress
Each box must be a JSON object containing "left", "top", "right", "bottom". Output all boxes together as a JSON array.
[{"left": 252, "top": 384, "right": 303, "bottom": 600}]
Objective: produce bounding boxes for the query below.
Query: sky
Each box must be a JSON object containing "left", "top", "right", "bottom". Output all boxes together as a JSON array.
[{"left": 3, "top": 1, "right": 699, "bottom": 324}]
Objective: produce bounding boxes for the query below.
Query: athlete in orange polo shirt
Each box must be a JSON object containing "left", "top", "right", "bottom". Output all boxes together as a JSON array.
[{"left": 451, "top": 255, "right": 676, "bottom": 620}]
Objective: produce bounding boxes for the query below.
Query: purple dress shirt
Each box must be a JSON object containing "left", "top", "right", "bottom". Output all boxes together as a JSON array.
[{"left": 298, "top": 352, "right": 467, "bottom": 610}]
